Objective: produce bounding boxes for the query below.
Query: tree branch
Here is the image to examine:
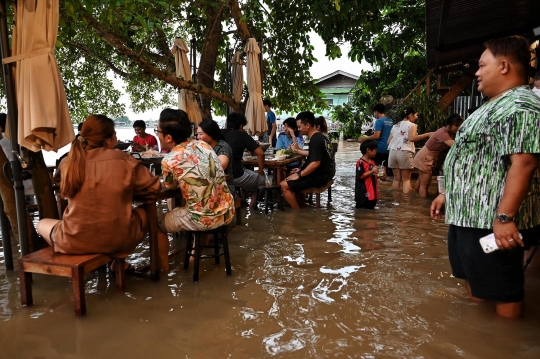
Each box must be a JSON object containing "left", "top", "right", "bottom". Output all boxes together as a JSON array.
[
  {"left": 227, "top": 0, "right": 250, "bottom": 42},
  {"left": 80, "top": 10, "right": 242, "bottom": 112},
  {"left": 63, "top": 41, "right": 129, "bottom": 78}
]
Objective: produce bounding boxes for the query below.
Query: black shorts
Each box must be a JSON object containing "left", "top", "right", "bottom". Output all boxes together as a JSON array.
[
  {"left": 373, "top": 152, "right": 389, "bottom": 166},
  {"left": 447, "top": 225, "right": 540, "bottom": 302},
  {"left": 287, "top": 175, "right": 330, "bottom": 193}
]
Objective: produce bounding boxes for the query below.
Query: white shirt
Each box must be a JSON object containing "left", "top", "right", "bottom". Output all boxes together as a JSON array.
[
  {"left": 388, "top": 121, "right": 416, "bottom": 153},
  {"left": 532, "top": 87, "right": 540, "bottom": 97}
]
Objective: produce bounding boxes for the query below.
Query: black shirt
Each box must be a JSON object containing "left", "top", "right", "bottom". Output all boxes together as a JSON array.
[
  {"left": 302, "top": 132, "right": 334, "bottom": 181},
  {"left": 222, "top": 129, "right": 260, "bottom": 179}
]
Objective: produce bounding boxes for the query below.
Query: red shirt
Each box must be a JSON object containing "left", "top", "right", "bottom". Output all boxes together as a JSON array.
[{"left": 132, "top": 134, "right": 158, "bottom": 151}]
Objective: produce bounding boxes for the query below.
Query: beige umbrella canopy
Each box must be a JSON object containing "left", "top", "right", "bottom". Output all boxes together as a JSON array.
[
  {"left": 244, "top": 38, "right": 266, "bottom": 136},
  {"left": 3, "top": 0, "right": 74, "bottom": 152},
  {"left": 231, "top": 51, "right": 244, "bottom": 103},
  {"left": 172, "top": 38, "right": 202, "bottom": 127}
]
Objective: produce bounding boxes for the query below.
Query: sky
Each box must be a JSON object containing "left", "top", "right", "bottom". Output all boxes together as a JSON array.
[{"left": 119, "top": 32, "right": 370, "bottom": 122}]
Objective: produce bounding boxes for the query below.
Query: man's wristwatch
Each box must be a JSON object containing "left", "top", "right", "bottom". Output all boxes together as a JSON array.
[
  {"left": 298, "top": 171, "right": 302, "bottom": 178},
  {"left": 495, "top": 213, "right": 515, "bottom": 223}
]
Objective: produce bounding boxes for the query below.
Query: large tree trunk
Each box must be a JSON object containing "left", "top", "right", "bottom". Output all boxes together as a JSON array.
[{"left": 197, "top": 4, "right": 225, "bottom": 120}]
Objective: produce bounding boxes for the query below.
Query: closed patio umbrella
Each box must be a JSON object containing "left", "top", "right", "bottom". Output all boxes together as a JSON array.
[
  {"left": 244, "top": 38, "right": 266, "bottom": 136},
  {"left": 3, "top": 0, "right": 74, "bottom": 152},
  {"left": 231, "top": 51, "right": 244, "bottom": 103},
  {"left": 172, "top": 38, "right": 202, "bottom": 127}
]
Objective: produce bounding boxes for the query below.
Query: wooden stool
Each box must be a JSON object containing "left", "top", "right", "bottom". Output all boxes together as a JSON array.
[
  {"left": 259, "top": 185, "right": 284, "bottom": 213},
  {"left": 301, "top": 179, "right": 334, "bottom": 207},
  {"left": 184, "top": 225, "right": 231, "bottom": 282},
  {"left": 18, "top": 247, "right": 126, "bottom": 316},
  {"left": 234, "top": 197, "right": 242, "bottom": 225}
]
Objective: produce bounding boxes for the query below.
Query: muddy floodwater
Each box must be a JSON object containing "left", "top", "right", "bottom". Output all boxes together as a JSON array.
[{"left": 1, "top": 141, "right": 539, "bottom": 359}]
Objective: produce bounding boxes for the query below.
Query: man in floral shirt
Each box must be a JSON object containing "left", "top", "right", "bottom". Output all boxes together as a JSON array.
[{"left": 155, "top": 108, "right": 234, "bottom": 270}]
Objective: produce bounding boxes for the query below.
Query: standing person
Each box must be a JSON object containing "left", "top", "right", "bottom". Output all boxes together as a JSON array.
[
  {"left": 197, "top": 119, "right": 235, "bottom": 194},
  {"left": 413, "top": 113, "right": 463, "bottom": 197},
  {"left": 222, "top": 112, "right": 265, "bottom": 208},
  {"left": 155, "top": 109, "right": 235, "bottom": 270},
  {"left": 533, "top": 71, "right": 540, "bottom": 97},
  {"left": 132, "top": 120, "right": 159, "bottom": 152},
  {"left": 387, "top": 107, "right": 432, "bottom": 193},
  {"left": 430, "top": 36, "right": 540, "bottom": 319},
  {"left": 36, "top": 115, "right": 160, "bottom": 264},
  {"left": 280, "top": 111, "right": 335, "bottom": 209},
  {"left": 355, "top": 140, "right": 379, "bottom": 209},
  {"left": 263, "top": 99, "right": 277, "bottom": 147},
  {"left": 358, "top": 104, "right": 394, "bottom": 179}
]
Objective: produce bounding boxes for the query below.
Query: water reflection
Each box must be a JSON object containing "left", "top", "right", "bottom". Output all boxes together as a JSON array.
[{"left": 0, "top": 141, "right": 539, "bottom": 358}]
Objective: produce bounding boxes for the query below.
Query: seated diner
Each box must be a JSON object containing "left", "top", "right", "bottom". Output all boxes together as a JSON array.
[
  {"left": 222, "top": 112, "right": 265, "bottom": 208},
  {"left": 281, "top": 111, "right": 335, "bottom": 209},
  {"left": 155, "top": 109, "right": 235, "bottom": 270},
  {"left": 132, "top": 119, "right": 159, "bottom": 152},
  {"left": 36, "top": 115, "right": 161, "bottom": 265}
]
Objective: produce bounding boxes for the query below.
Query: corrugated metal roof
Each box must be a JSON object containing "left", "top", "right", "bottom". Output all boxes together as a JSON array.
[{"left": 426, "top": 0, "right": 540, "bottom": 69}]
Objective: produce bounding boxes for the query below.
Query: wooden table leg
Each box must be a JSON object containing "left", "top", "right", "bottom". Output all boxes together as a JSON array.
[
  {"left": 147, "top": 201, "right": 160, "bottom": 281},
  {"left": 276, "top": 167, "right": 283, "bottom": 185}
]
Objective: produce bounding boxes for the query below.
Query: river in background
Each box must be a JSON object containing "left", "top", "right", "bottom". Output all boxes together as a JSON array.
[{"left": 1, "top": 141, "right": 540, "bottom": 359}]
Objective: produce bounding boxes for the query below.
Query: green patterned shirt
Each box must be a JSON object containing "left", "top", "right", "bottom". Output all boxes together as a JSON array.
[{"left": 444, "top": 86, "right": 540, "bottom": 229}]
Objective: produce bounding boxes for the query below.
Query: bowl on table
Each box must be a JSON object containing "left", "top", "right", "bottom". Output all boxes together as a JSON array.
[
  {"left": 258, "top": 143, "right": 271, "bottom": 152},
  {"left": 275, "top": 155, "right": 287, "bottom": 161},
  {"left": 114, "top": 141, "right": 132, "bottom": 151}
]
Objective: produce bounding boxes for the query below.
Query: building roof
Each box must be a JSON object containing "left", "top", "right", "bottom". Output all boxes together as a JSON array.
[
  {"left": 315, "top": 70, "right": 359, "bottom": 84},
  {"left": 426, "top": 0, "right": 540, "bottom": 70},
  {"left": 320, "top": 88, "right": 353, "bottom": 94}
]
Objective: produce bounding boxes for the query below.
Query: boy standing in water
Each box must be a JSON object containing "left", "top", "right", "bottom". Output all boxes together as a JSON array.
[{"left": 355, "top": 140, "right": 379, "bottom": 209}]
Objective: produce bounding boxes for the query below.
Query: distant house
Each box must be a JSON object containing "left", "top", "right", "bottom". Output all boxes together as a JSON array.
[{"left": 315, "top": 70, "right": 358, "bottom": 118}]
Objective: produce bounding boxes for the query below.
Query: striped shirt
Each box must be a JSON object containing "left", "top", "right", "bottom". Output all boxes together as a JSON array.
[{"left": 444, "top": 85, "right": 540, "bottom": 229}]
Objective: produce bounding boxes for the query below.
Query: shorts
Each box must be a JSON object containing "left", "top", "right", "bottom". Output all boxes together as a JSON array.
[
  {"left": 412, "top": 147, "right": 438, "bottom": 173},
  {"left": 388, "top": 150, "right": 414, "bottom": 169},
  {"left": 373, "top": 152, "right": 389, "bottom": 167},
  {"left": 234, "top": 169, "right": 265, "bottom": 191},
  {"left": 157, "top": 207, "right": 203, "bottom": 233},
  {"left": 446, "top": 225, "right": 540, "bottom": 302},
  {"left": 287, "top": 175, "right": 331, "bottom": 193}
]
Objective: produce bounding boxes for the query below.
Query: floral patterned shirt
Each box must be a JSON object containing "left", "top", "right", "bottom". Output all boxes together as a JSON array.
[{"left": 161, "top": 140, "right": 235, "bottom": 229}]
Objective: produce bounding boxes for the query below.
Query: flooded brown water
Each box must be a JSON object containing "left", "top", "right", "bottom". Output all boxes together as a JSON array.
[{"left": 1, "top": 141, "right": 540, "bottom": 359}]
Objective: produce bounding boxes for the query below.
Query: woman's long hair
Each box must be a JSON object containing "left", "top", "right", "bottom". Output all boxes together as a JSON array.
[
  {"left": 199, "top": 119, "right": 225, "bottom": 142},
  {"left": 315, "top": 116, "right": 328, "bottom": 134},
  {"left": 61, "top": 115, "right": 115, "bottom": 198}
]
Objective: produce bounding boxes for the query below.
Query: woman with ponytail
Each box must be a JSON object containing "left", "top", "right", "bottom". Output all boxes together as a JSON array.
[
  {"left": 37, "top": 115, "right": 160, "bottom": 259},
  {"left": 387, "top": 107, "right": 433, "bottom": 193}
]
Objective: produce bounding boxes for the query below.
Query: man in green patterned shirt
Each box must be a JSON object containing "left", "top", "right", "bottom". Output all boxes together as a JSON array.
[{"left": 431, "top": 36, "right": 540, "bottom": 319}]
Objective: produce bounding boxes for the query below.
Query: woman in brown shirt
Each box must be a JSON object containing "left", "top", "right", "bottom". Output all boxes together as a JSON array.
[
  {"left": 37, "top": 115, "right": 160, "bottom": 258},
  {"left": 412, "top": 113, "right": 463, "bottom": 197}
]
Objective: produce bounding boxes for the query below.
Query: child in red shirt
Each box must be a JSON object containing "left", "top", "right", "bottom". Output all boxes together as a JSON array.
[{"left": 355, "top": 140, "right": 379, "bottom": 209}]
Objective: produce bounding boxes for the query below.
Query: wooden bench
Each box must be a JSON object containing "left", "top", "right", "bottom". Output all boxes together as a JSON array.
[
  {"left": 301, "top": 179, "right": 334, "bottom": 207},
  {"left": 18, "top": 247, "right": 126, "bottom": 316}
]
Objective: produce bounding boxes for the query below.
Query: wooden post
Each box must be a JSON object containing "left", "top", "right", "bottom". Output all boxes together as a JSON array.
[{"left": 426, "top": 75, "right": 431, "bottom": 95}]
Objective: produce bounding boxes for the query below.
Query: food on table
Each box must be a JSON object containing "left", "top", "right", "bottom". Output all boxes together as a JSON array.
[
  {"left": 275, "top": 149, "right": 294, "bottom": 158},
  {"left": 141, "top": 149, "right": 161, "bottom": 158}
]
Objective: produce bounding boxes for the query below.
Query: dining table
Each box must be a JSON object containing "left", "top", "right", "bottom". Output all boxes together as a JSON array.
[{"left": 241, "top": 154, "right": 304, "bottom": 185}]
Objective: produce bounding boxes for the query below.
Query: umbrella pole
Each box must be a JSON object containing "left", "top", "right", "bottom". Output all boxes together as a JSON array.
[{"left": 0, "top": 0, "right": 30, "bottom": 256}]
